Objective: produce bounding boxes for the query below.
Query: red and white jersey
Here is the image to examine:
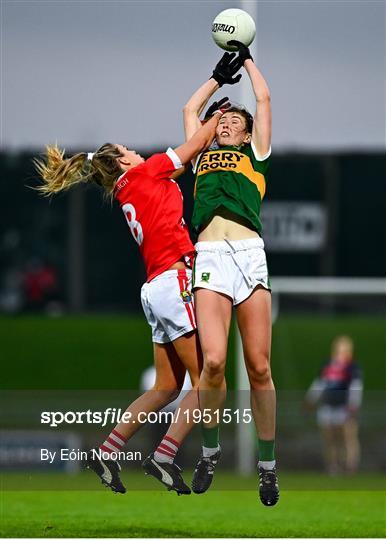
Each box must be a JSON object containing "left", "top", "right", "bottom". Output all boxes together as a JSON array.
[{"left": 114, "top": 148, "right": 195, "bottom": 282}]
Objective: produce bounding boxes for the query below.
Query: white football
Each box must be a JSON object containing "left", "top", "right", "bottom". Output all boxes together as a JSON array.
[{"left": 211, "top": 8, "right": 256, "bottom": 52}]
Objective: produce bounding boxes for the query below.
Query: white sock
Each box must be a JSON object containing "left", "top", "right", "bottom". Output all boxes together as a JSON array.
[
  {"left": 258, "top": 459, "right": 276, "bottom": 470},
  {"left": 203, "top": 445, "right": 220, "bottom": 458}
]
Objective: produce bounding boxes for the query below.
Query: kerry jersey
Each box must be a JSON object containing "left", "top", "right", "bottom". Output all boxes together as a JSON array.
[
  {"left": 114, "top": 149, "right": 194, "bottom": 282},
  {"left": 192, "top": 142, "right": 270, "bottom": 234}
]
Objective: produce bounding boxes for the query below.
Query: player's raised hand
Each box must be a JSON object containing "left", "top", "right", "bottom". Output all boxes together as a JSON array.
[
  {"left": 204, "top": 97, "right": 231, "bottom": 120},
  {"left": 211, "top": 52, "right": 243, "bottom": 87},
  {"left": 227, "top": 40, "right": 253, "bottom": 63}
]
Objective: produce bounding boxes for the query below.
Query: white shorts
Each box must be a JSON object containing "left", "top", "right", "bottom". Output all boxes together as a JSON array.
[
  {"left": 193, "top": 237, "right": 270, "bottom": 306},
  {"left": 141, "top": 269, "right": 196, "bottom": 344},
  {"left": 317, "top": 405, "right": 349, "bottom": 427}
]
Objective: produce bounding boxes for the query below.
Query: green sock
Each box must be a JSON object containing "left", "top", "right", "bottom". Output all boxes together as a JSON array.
[
  {"left": 258, "top": 439, "right": 275, "bottom": 461},
  {"left": 201, "top": 424, "right": 220, "bottom": 448}
]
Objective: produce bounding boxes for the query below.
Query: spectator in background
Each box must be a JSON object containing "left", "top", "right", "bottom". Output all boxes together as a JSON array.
[
  {"left": 22, "top": 257, "right": 60, "bottom": 314},
  {"left": 305, "top": 335, "right": 363, "bottom": 475}
]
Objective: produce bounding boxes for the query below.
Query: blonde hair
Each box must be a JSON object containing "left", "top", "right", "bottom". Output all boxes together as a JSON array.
[
  {"left": 34, "top": 143, "right": 123, "bottom": 198},
  {"left": 332, "top": 335, "right": 354, "bottom": 355}
]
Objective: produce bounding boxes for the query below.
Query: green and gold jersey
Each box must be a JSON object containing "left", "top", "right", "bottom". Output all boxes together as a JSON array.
[{"left": 192, "top": 142, "right": 270, "bottom": 234}]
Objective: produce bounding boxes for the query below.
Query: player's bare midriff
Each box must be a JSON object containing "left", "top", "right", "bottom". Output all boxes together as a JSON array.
[
  {"left": 168, "top": 260, "right": 189, "bottom": 271},
  {"left": 198, "top": 210, "right": 259, "bottom": 242}
]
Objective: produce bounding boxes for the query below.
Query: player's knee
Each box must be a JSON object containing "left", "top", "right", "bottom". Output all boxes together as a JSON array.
[
  {"left": 152, "top": 384, "right": 181, "bottom": 403},
  {"left": 248, "top": 357, "right": 271, "bottom": 388},
  {"left": 203, "top": 353, "right": 226, "bottom": 383}
]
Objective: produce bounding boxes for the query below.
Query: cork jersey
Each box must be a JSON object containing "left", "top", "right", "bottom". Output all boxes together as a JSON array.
[
  {"left": 114, "top": 149, "right": 194, "bottom": 282},
  {"left": 192, "top": 142, "right": 271, "bottom": 233}
]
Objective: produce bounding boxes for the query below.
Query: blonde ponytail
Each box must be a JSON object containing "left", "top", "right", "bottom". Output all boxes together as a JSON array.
[{"left": 35, "top": 143, "right": 123, "bottom": 198}]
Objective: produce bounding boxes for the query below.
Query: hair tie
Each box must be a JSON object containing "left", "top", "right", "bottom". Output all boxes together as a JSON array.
[{"left": 87, "top": 152, "right": 95, "bottom": 161}]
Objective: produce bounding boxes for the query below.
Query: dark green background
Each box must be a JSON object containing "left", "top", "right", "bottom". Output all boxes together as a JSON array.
[{"left": 2, "top": 315, "right": 385, "bottom": 390}]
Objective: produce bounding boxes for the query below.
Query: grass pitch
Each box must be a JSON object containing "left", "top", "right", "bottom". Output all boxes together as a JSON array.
[
  {"left": 1, "top": 472, "right": 385, "bottom": 538},
  {"left": 1, "top": 316, "right": 385, "bottom": 537}
]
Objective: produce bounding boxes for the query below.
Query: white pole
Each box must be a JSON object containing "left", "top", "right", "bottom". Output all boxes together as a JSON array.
[
  {"left": 235, "top": 326, "right": 255, "bottom": 475},
  {"left": 240, "top": 0, "right": 258, "bottom": 112},
  {"left": 236, "top": 0, "right": 259, "bottom": 476}
]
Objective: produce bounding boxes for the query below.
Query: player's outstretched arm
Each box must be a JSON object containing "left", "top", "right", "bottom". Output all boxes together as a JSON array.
[
  {"left": 246, "top": 59, "right": 271, "bottom": 158},
  {"left": 175, "top": 111, "right": 223, "bottom": 165},
  {"left": 183, "top": 52, "right": 243, "bottom": 142},
  {"left": 228, "top": 40, "right": 271, "bottom": 158},
  {"left": 183, "top": 79, "right": 219, "bottom": 142}
]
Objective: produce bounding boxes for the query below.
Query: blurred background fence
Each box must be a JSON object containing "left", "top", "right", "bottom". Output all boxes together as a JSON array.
[{"left": 1, "top": 150, "right": 385, "bottom": 314}]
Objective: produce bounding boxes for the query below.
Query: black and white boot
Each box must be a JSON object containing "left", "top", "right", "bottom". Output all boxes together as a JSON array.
[
  {"left": 191, "top": 449, "right": 221, "bottom": 494},
  {"left": 142, "top": 453, "right": 191, "bottom": 495},
  {"left": 258, "top": 466, "right": 279, "bottom": 506},
  {"left": 86, "top": 449, "right": 126, "bottom": 494}
]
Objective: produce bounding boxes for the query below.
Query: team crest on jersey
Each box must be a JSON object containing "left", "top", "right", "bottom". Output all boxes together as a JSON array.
[
  {"left": 180, "top": 290, "right": 192, "bottom": 303},
  {"left": 201, "top": 272, "right": 210, "bottom": 283}
]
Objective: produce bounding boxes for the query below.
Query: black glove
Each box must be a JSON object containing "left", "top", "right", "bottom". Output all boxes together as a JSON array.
[
  {"left": 204, "top": 97, "right": 231, "bottom": 120},
  {"left": 227, "top": 40, "right": 253, "bottom": 63},
  {"left": 211, "top": 52, "right": 243, "bottom": 87}
]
